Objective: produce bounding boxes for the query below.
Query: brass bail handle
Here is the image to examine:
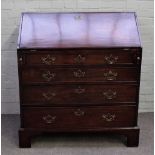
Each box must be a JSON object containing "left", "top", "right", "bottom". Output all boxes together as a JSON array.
[
  {"left": 41, "top": 55, "right": 56, "bottom": 65},
  {"left": 104, "top": 54, "right": 118, "bottom": 64},
  {"left": 102, "top": 113, "right": 116, "bottom": 122},
  {"left": 103, "top": 89, "right": 117, "bottom": 100},
  {"left": 42, "top": 115, "right": 56, "bottom": 124},
  {"left": 74, "top": 69, "right": 85, "bottom": 78},
  {"left": 42, "top": 92, "right": 56, "bottom": 101},
  {"left": 104, "top": 70, "right": 118, "bottom": 81}
]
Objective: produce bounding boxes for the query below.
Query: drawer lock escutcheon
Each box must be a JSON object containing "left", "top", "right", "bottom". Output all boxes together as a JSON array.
[
  {"left": 41, "top": 55, "right": 56, "bottom": 65},
  {"left": 42, "top": 92, "right": 56, "bottom": 101},
  {"left": 104, "top": 54, "right": 118, "bottom": 64},
  {"left": 104, "top": 70, "right": 118, "bottom": 81},
  {"left": 74, "top": 54, "right": 85, "bottom": 64},
  {"left": 74, "top": 86, "right": 85, "bottom": 94},
  {"left": 42, "top": 115, "right": 56, "bottom": 124},
  {"left": 102, "top": 113, "right": 116, "bottom": 122},
  {"left": 74, "top": 69, "right": 85, "bottom": 78},
  {"left": 103, "top": 89, "right": 117, "bottom": 100},
  {"left": 42, "top": 71, "right": 56, "bottom": 81},
  {"left": 74, "top": 109, "right": 85, "bottom": 116}
]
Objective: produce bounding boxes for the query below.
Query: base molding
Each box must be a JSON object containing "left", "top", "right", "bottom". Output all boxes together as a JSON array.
[{"left": 19, "top": 127, "right": 140, "bottom": 148}]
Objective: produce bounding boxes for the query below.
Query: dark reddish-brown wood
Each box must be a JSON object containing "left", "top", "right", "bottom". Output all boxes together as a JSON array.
[
  {"left": 22, "top": 106, "right": 137, "bottom": 129},
  {"left": 18, "top": 127, "right": 140, "bottom": 148},
  {"left": 17, "top": 12, "right": 142, "bottom": 148},
  {"left": 21, "top": 67, "right": 139, "bottom": 83},
  {"left": 23, "top": 49, "right": 140, "bottom": 66},
  {"left": 22, "top": 84, "right": 138, "bottom": 105}
]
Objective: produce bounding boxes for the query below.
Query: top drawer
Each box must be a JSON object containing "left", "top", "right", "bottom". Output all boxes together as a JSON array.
[{"left": 19, "top": 49, "right": 141, "bottom": 66}]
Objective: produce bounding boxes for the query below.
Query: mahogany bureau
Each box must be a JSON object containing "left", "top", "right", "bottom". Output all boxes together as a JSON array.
[{"left": 17, "top": 12, "right": 142, "bottom": 148}]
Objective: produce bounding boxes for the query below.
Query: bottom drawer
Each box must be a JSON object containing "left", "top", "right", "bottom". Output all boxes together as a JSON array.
[{"left": 22, "top": 106, "right": 137, "bottom": 129}]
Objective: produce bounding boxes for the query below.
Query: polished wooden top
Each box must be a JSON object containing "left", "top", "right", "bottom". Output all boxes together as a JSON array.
[{"left": 18, "top": 12, "right": 141, "bottom": 49}]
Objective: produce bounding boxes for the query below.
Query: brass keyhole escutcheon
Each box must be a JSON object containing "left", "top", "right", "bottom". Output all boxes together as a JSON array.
[
  {"left": 74, "top": 109, "right": 85, "bottom": 117},
  {"left": 42, "top": 70, "right": 56, "bottom": 81}
]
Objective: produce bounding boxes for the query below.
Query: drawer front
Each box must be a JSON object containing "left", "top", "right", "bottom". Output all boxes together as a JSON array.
[
  {"left": 24, "top": 50, "right": 140, "bottom": 66},
  {"left": 22, "top": 85, "right": 137, "bottom": 105},
  {"left": 22, "top": 67, "right": 138, "bottom": 83},
  {"left": 23, "top": 106, "right": 137, "bottom": 129}
]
